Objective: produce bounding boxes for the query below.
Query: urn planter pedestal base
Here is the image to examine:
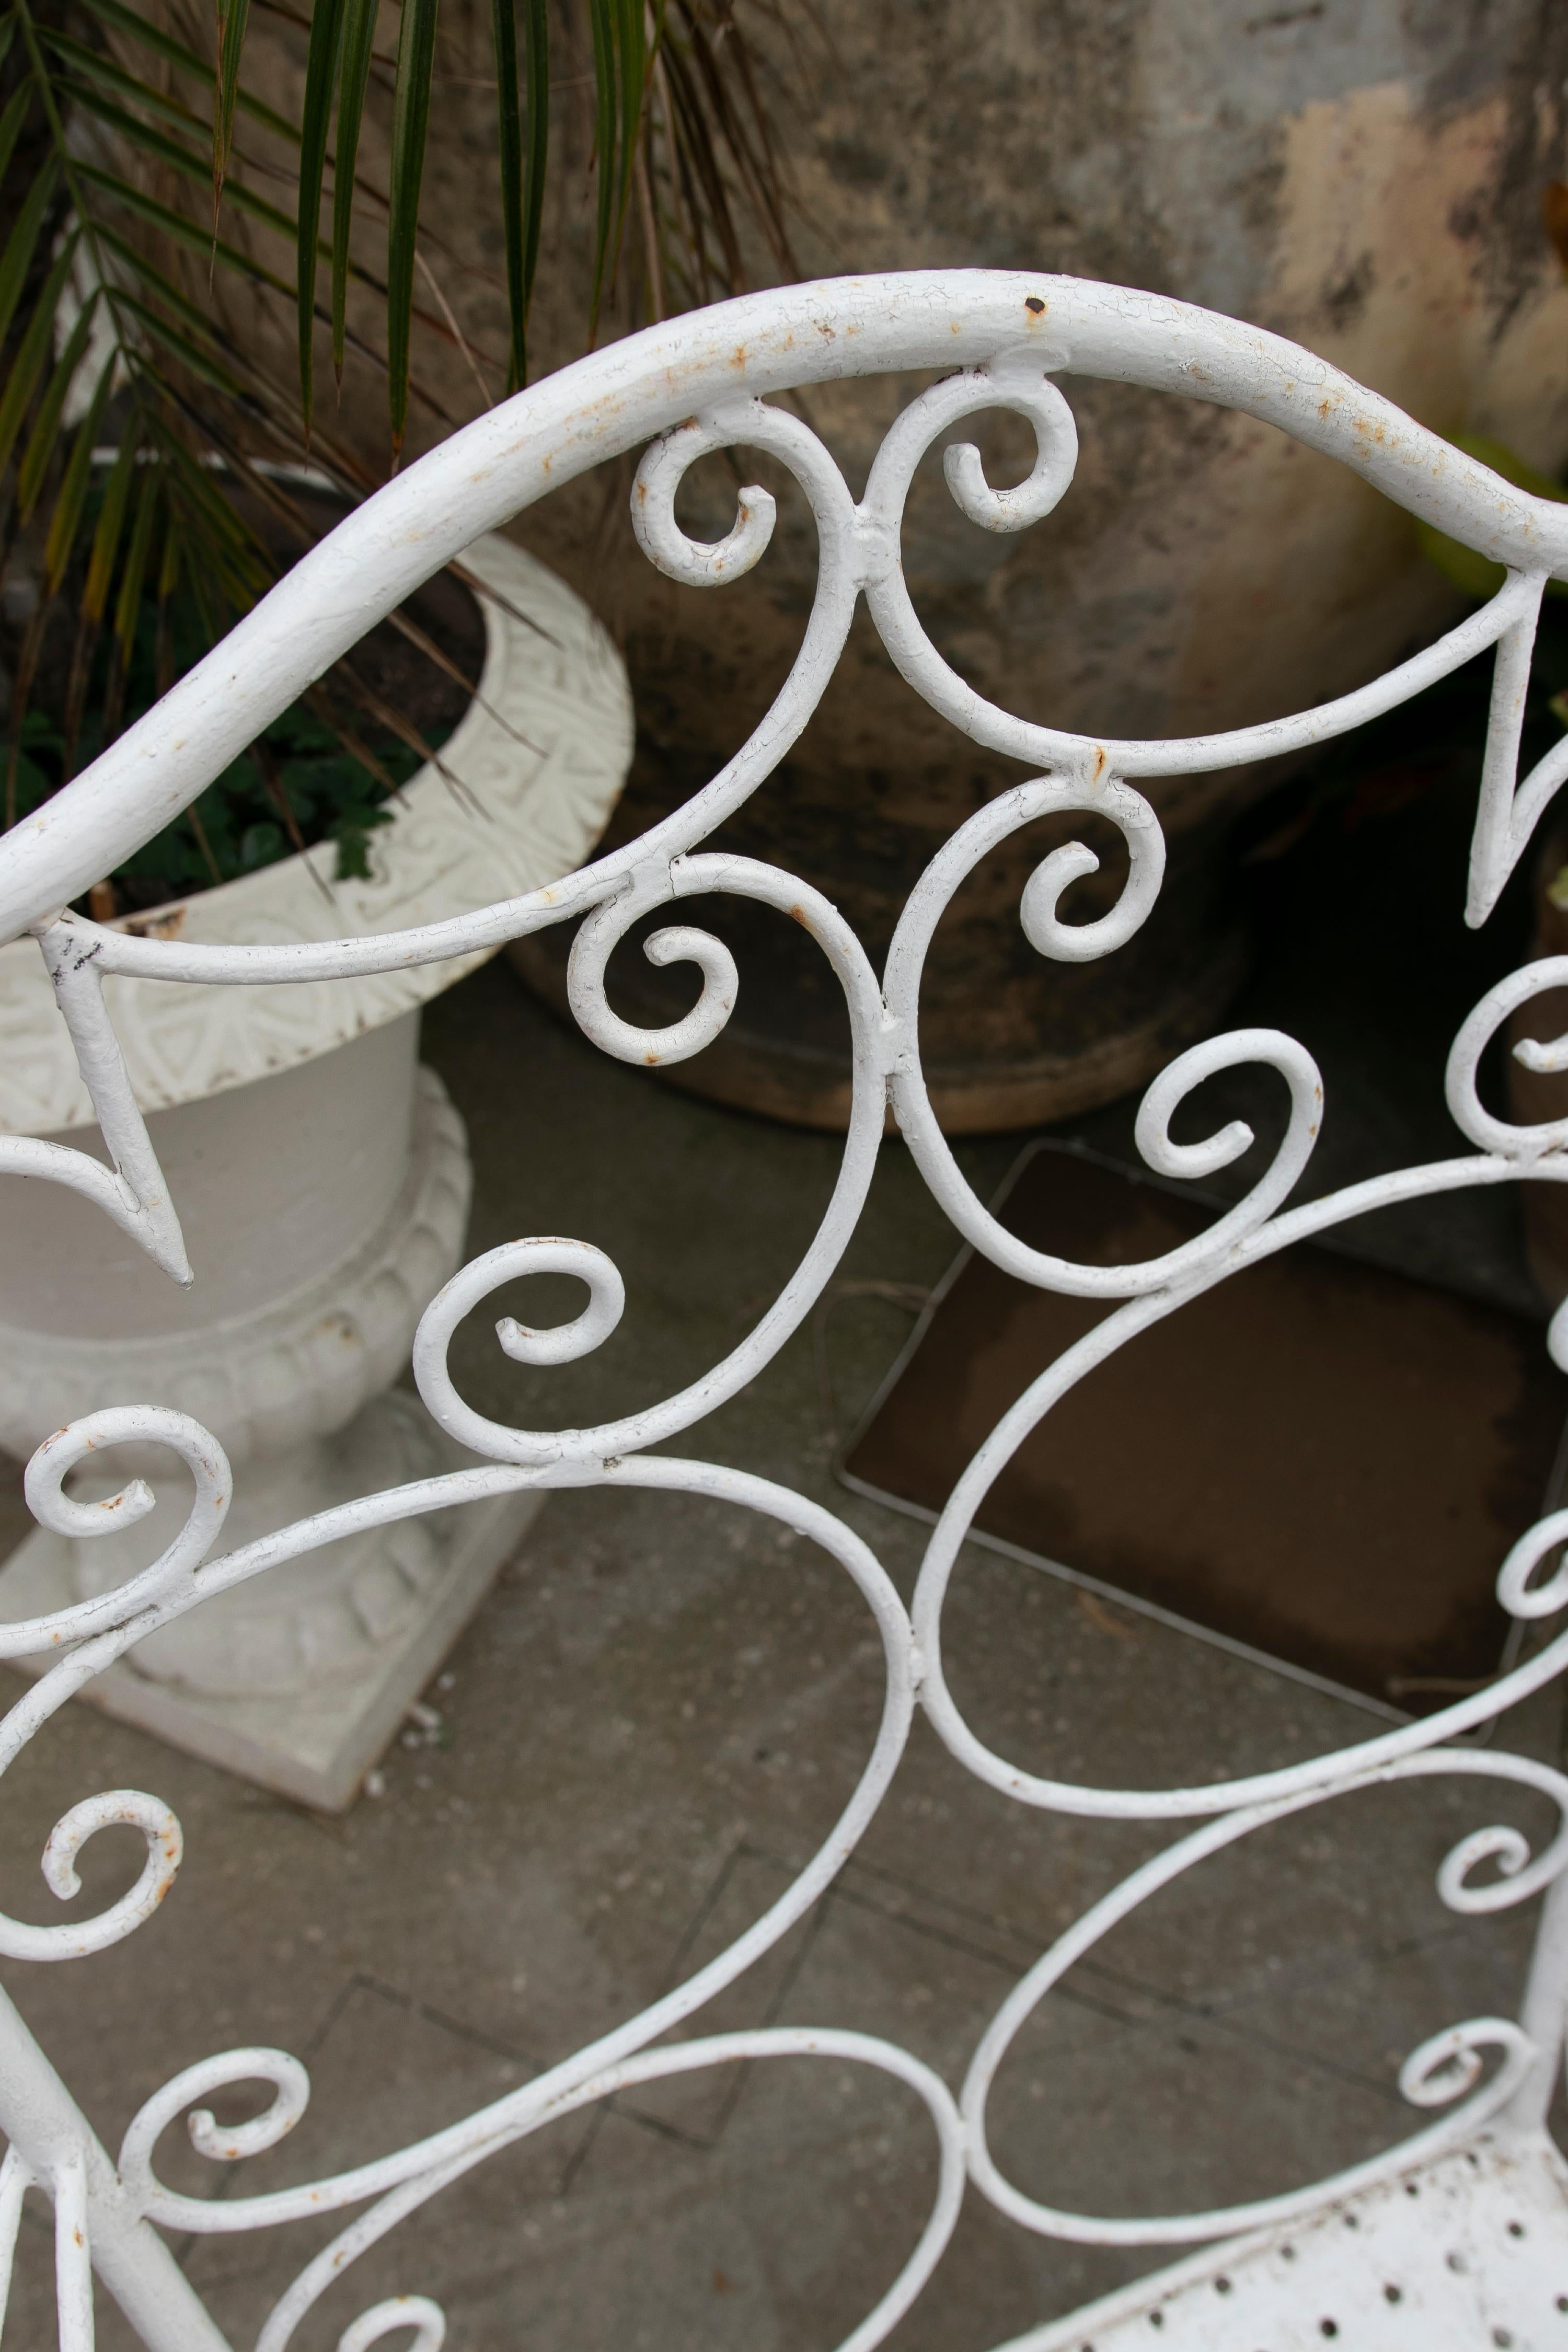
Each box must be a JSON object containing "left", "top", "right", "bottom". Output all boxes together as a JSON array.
[
  {"left": 0, "top": 531, "right": 633, "bottom": 1804},
  {"left": 0, "top": 1406, "right": 539, "bottom": 1814},
  {"left": 0, "top": 1025, "right": 539, "bottom": 1812}
]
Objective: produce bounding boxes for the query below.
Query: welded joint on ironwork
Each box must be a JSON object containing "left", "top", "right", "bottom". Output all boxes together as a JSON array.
[
  {"left": 849, "top": 510, "right": 901, "bottom": 587},
  {"left": 983, "top": 340, "right": 1073, "bottom": 389},
  {"left": 878, "top": 1013, "right": 919, "bottom": 1081}
]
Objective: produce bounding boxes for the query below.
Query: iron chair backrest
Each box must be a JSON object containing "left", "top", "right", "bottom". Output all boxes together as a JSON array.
[{"left": 1, "top": 270, "right": 1567, "bottom": 2349}]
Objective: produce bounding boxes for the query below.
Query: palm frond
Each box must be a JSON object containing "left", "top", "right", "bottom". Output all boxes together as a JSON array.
[
  {"left": 330, "top": 0, "right": 381, "bottom": 388},
  {"left": 0, "top": 152, "right": 60, "bottom": 350},
  {"left": 491, "top": 0, "right": 546, "bottom": 391},
  {"left": 0, "top": 229, "right": 79, "bottom": 487},
  {"left": 294, "top": 0, "right": 342, "bottom": 428},
  {"left": 386, "top": 0, "right": 439, "bottom": 455},
  {"left": 211, "top": 0, "right": 252, "bottom": 219},
  {"left": 75, "top": 0, "right": 296, "bottom": 141},
  {"left": 1, "top": 0, "right": 813, "bottom": 876}
]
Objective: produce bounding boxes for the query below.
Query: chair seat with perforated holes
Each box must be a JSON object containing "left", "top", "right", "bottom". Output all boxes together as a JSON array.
[{"left": 1001, "top": 2130, "right": 1568, "bottom": 2352}]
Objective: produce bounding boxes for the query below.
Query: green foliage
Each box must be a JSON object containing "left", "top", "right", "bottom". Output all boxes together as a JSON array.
[
  {"left": 1, "top": 0, "right": 801, "bottom": 890},
  {"left": 2, "top": 560, "right": 430, "bottom": 904},
  {"left": 385, "top": 0, "right": 439, "bottom": 455},
  {"left": 267, "top": 0, "right": 797, "bottom": 453}
]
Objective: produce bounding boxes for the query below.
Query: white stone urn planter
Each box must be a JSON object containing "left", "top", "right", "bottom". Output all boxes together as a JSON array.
[{"left": 0, "top": 533, "right": 632, "bottom": 1809}]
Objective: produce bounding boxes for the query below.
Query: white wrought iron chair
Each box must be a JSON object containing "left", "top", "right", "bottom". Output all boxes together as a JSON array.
[{"left": 1, "top": 271, "right": 1566, "bottom": 2350}]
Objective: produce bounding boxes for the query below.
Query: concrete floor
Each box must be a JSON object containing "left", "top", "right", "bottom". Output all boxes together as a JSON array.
[{"left": 2, "top": 891, "right": 1566, "bottom": 2345}]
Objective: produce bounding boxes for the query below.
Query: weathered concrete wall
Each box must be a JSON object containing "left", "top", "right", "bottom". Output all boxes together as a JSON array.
[
  {"left": 244, "top": 0, "right": 1568, "bottom": 815},
  {"left": 242, "top": 0, "right": 1568, "bottom": 1116}
]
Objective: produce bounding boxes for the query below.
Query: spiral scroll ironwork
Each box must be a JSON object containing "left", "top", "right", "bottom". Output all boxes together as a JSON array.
[{"left": 2, "top": 276, "right": 1568, "bottom": 2346}]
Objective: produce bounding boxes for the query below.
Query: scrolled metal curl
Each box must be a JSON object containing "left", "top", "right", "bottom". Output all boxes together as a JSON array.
[
  {"left": 411, "top": 854, "right": 889, "bottom": 1475},
  {"left": 960, "top": 1754, "right": 1561, "bottom": 2249},
  {"left": 884, "top": 775, "right": 1166, "bottom": 1060},
  {"left": 1444, "top": 958, "right": 1568, "bottom": 1380},
  {"left": 886, "top": 773, "right": 1320, "bottom": 1297},
  {"left": 411, "top": 1237, "right": 627, "bottom": 1466},
  {"left": 630, "top": 394, "right": 857, "bottom": 589},
  {"left": 938, "top": 353, "right": 1079, "bottom": 535},
  {"left": 1, "top": 1405, "right": 231, "bottom": 1659},
  {"left": 0, "top": 1789, "right": 183, "bottom": 1964},
  {"left": 1421, "top": 1738, "right": 1568, "bottom": 1916},
  {"left": 1437, "top": 1825, "right": 1539, "bottom": 1914},
  {"left": 1446, "top": 956, "right": 1568, "bottom": 1164},
  {"left": 864, "top": 348, "right": 1079, "bottom": 544},
  {"left": 567, "top": 877, "right": 740, "bottom": 1070},
  {"left": 1496, "top": 1504, "right": 1568, "bottom": 1621},
  {"left": 1129, "top": 1027, "right": 1323, "bottom": 1251},
  {"left": 337, "top": 2300, "right": 446, "bottom": 2352},
  {"left": 1014, "top": 829, "right": 1156, "bottom": 965},
  {"left": 0, "top": 1409, "right": 240, "bottom": 1963},
  {"left": 120, "top": 2048, "right": 311, "bottom": 2221},
  {"left": 632, "top": 428, "right": 776, "bottom": 585},
  {"left": 1397, "top": 2017, "right": 1536, "bottom": 2109},
  {"left": 859, "top": 356, "right": 1092, "bottom": 758}
]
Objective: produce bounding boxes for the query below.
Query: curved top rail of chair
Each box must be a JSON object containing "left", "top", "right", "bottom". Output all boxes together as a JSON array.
[{"left": 3, "top": 266, "right": 1565, "bottom": 944}]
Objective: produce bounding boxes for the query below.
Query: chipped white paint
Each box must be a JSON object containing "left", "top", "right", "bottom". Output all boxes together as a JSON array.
[{"left": 1, "top": 271, "right": 1567, "bottom": 2346}]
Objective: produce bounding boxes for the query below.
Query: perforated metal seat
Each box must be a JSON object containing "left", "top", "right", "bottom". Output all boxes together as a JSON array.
[{"left": 1010, "top": 2130, "right": 1568, "bottom": 2352}]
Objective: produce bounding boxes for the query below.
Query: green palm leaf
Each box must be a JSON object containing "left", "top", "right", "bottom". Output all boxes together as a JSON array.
[
  {"left": 2, "top": 0, "right": 808, "bottom": 866},
  {"left": 75, "top": 0, "right": 296, "bottom": 142},
  {"left": 212, "top": 0, "right": 253, "bottom": 222},
  {"left": 331, "top": 0, "right": 381, "bottom": 388},
  {"left": 15, "top": 287, "right": 97, "bottom": 522},
  {"left": 492, "top": 0, "right": 526, "bottom": 389},
  {"left": 0, "top": 78, "right": 31, "bottom": 187},
  {"left": 613, "top": 0, "right": 646, "bottom": 291},
  {"left": 386, "top": 0, "right": 440, "bottom": 454},
  {"left": 0, "top": 233, "right": 79, "bottom": 489},
  {"left": 521, "top": 0, "right": 548, "bottom": 343},
  {"left": 111, "top": 290, "right": 252, "bottom": 401},
  {"left": 586, "top": 0, "right": 619, "bottom": 337},
  {"left": 0, "top": 152, "right": 59, "bottom": 353},
  {"left": 296, "top": 0, "right": 345, "bottom": 430},
  {"left": 82, "top": 431, "right": 139, "bottom": 625},
  {"left": 43, "top": 360, "right": 116, "bottom": 594}
]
